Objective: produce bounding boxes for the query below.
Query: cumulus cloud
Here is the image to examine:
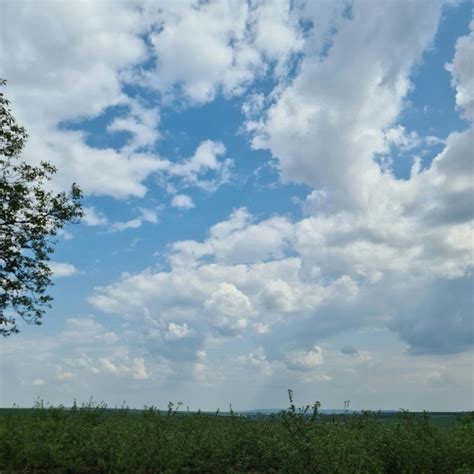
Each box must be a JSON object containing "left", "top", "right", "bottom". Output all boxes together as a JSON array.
[
  {"left": 446, "top": 20, "right": 474, "bottom": 120},
  {"left": 171, "top": 194, "right": 195, "bottom": 210},
  {"left": 238, "top": 1, "right": 472, "bottom": 356},
  {"left": 167, "top": 207, "right": 294, "bottom": 267},
  {"left": 0, "top": 0, "right": 302, "bottom": 201},
  {"left": 49, "top": 262, "right": 80, "bottom": 278},
  {"left": 237, "top": 347, "right": 274, "bottom": 376},
  {"left": 131, "top": 309, "right": 204, "bottom": 362},
  {"left": 204, "top": 283, "right": 254, "bottom": 335},
  {"left": 61, "top": 318, "right": 119, "bottom": 345},
  {"left": 0, "top": 1, "right": 164, "bottom": 199},
  {"left": 164, "top": 140, "right": 233, "bottom": 192},
  {"left": 285, "top": 345, "right": 324, "bottom": 372},
  {"left": 110, "top": 207, "right": 159, "bottom": 232},
  {"left": 248, "top": 0, "right": 443, "bottom": 209},
  {"left": 143, "top": 0, "right": 303, "bottom": 103},
  {"left": 2, "top": 326, "right": 472, "bottom": 409},
  {"left": 22, "top": 129, "right": 164, "bottom": 199},
  {"left": 100, "top": 356, "right": 149, "bottom": 380},
  {"left": 83, "top": 207, "right": 108, "bottom": 226},
  {"left": 89, "top": 207, "right": 371, "bottom": 365},
  {"left": 107, "top": 99, "right": 160, "bottom": 153},
  {"left": 164, "top": 322, "right": 192, "bottom": 341},
  {"left": 90, "top": 162, "right": 472, "bottom": 355}
]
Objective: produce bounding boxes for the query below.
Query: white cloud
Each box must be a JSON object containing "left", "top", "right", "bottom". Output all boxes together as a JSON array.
[
  {"left": 164, "top": 322, "right": 192, "bottom": 341},
  {"left": 23, "top": 130, "right": 165, "bottom": 199},
  {"left": 49, "top": 262, "right": 79, "bottom": 278},
  {"left": 248, "top": 0, "right": 443, "bottom": 210},
  {"left": 285, "top": 345, "right": 324, "bottom": 372},
  {"left": 131, "top": 358, "right": 149, "bottom": 380},
  {"left": 384, "top": 125, "right": 443, "bottom": 152},
  {"left": 0, "top": 1, "right": 304, "bottom": 200},
  {"left": 83, "top": 207, "right": 108, "bottom": 226},
  {"left": 2, "top": 327, "right": 472, "bottom": 409},
  {"left": 251, "top": 0, "right": 303, "bottom": 66},
  {"left": 107, "top": 99, "right": 160, "bottom": 153},
  {"left": 99, "top": 356, "right": 149, "bottom": 380},
  {"left": 204, "top": 283, "right": 254, "bottom": 335},
  {"left": 168, "top": 207, "right": 293, "bottom": 267},
  {"left": 171, "top": 194, "right": 195, "bottom": 210},
  {"left": 89, "top": 208, "right": 366, "bottom": 363},
  {"left": 165, "top": 140, "right": 232, "bottom": 192},
  {"left": 143, "top": 0, "right": 303, "bottom": 103},
  {"left": 62, "top": 318, "right": 119, "bottom": 345},
  {"left": 1, "top": 1, "right": 163, "bottom": 199},
  {"left": 237, "top": 347, "right": 274, "bottom": 376},
  {"left": 110, "top": 207, "right": 159, "bottom": 232},
  {"left": 146, "top": 140, "right": 233, "bottom": 197},
  {"left": 236, "top": 1, "right": 472, "bottom": 355},
  {"left": 139, "top": 208, "right": 159, "bottom": 224},
  {"left": 446, "top": 20, "right": 474, "bottom": 120},
  {"left": 56, "top": 371, "right": 74, "bottom": 381},
  {"left": 111, "top": 219, "right": 142, "bottom": 232},
  {"left": 90, "top": 167, "right": 472, "bottom": 353}
]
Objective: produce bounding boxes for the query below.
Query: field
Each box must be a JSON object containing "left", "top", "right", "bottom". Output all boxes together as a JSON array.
[{"left": 0, "top": 399, "right": 473, "bottom": 473}]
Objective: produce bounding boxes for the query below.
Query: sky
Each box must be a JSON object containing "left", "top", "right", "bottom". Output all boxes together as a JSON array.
[{"left": 0, "top": 0, "right": 472, "bottom": 412}]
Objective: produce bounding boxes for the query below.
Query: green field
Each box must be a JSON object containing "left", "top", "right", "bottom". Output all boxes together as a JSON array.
[{"left": 0, "top": 401, "right": 472, "bottom": 473}]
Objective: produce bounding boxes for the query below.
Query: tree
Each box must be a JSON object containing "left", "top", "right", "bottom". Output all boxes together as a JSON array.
[{"left": 0, "top": 79, "right": 83, "bottom": 336}]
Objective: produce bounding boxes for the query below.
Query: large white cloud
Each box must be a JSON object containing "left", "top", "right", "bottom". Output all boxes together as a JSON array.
[
  {"left": 90, "top": 184, "right": 471, "bottom": 360},
  {"left": 239, "top": 0, "right": 472, "bottom": 355},
  {"left": 89, "top": 207, "right": 366, "bottom": 364},
  {"left": 446, "top": 20, "right": 474, "bottom": 120},
  {"left": 1, "top": 0, "right": 163, "bottom": 198},
  {"left": 248, "top": 0, "right": 443, "bottom": 210},
  {"left": 3, "top": 0, "right": 300, "bottom": 199},
  {"left": 143, "top": 0, "right": 303, "bottom": 103},
  {"left": 1, "top": 1, "right": 146, "bottom": 127},
  {"left": 204, "top": 282, "right": 255, "bottom": 335},
  {"left": 23, "top": 129, "right": 164, "bottom": 198}
]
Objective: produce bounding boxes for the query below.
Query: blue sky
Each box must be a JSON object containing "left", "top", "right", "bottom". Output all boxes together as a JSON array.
[{"left": 1, "top": 0, "right": 472, "bottom": 411}]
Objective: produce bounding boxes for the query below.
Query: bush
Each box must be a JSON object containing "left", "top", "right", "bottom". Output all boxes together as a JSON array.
[{"left": 0, "top": 397, "right": 472, "bottom": 473}]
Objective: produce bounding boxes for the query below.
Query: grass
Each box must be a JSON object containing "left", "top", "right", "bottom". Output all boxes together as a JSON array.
[{"left": 0, "top": 395, "right": 472, "bottom": 473}]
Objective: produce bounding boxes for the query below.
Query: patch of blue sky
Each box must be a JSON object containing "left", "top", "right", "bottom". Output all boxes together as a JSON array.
[
  {"left": 161, "top": 99, "right": 309, "bottom": 214},
  {"left": 376, "top": 139, "right": 446, "bottom": 181},
  {"left": 58, "top": 104, "right": 132, "bottom": 150},
  {"left": 391, "top": 1, "right": 471, "bottom": 179}
]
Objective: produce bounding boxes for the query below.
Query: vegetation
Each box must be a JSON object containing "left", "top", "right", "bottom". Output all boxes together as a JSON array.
[
  {"left": 0, "top": 394, "right": 472, "bottom": 473},
  {"left": 0, "top": 79, "right": 82, "bottom": 335}
]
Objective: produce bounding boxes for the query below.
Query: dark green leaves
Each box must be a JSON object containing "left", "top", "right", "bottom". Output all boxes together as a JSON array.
[{"left": 0, "top": 79, "right": 83, "bottom": 336}]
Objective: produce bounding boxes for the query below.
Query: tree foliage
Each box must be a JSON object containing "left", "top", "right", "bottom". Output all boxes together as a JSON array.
[{"left": 0, "top": 79, "right": 83, "bottom": 336}]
